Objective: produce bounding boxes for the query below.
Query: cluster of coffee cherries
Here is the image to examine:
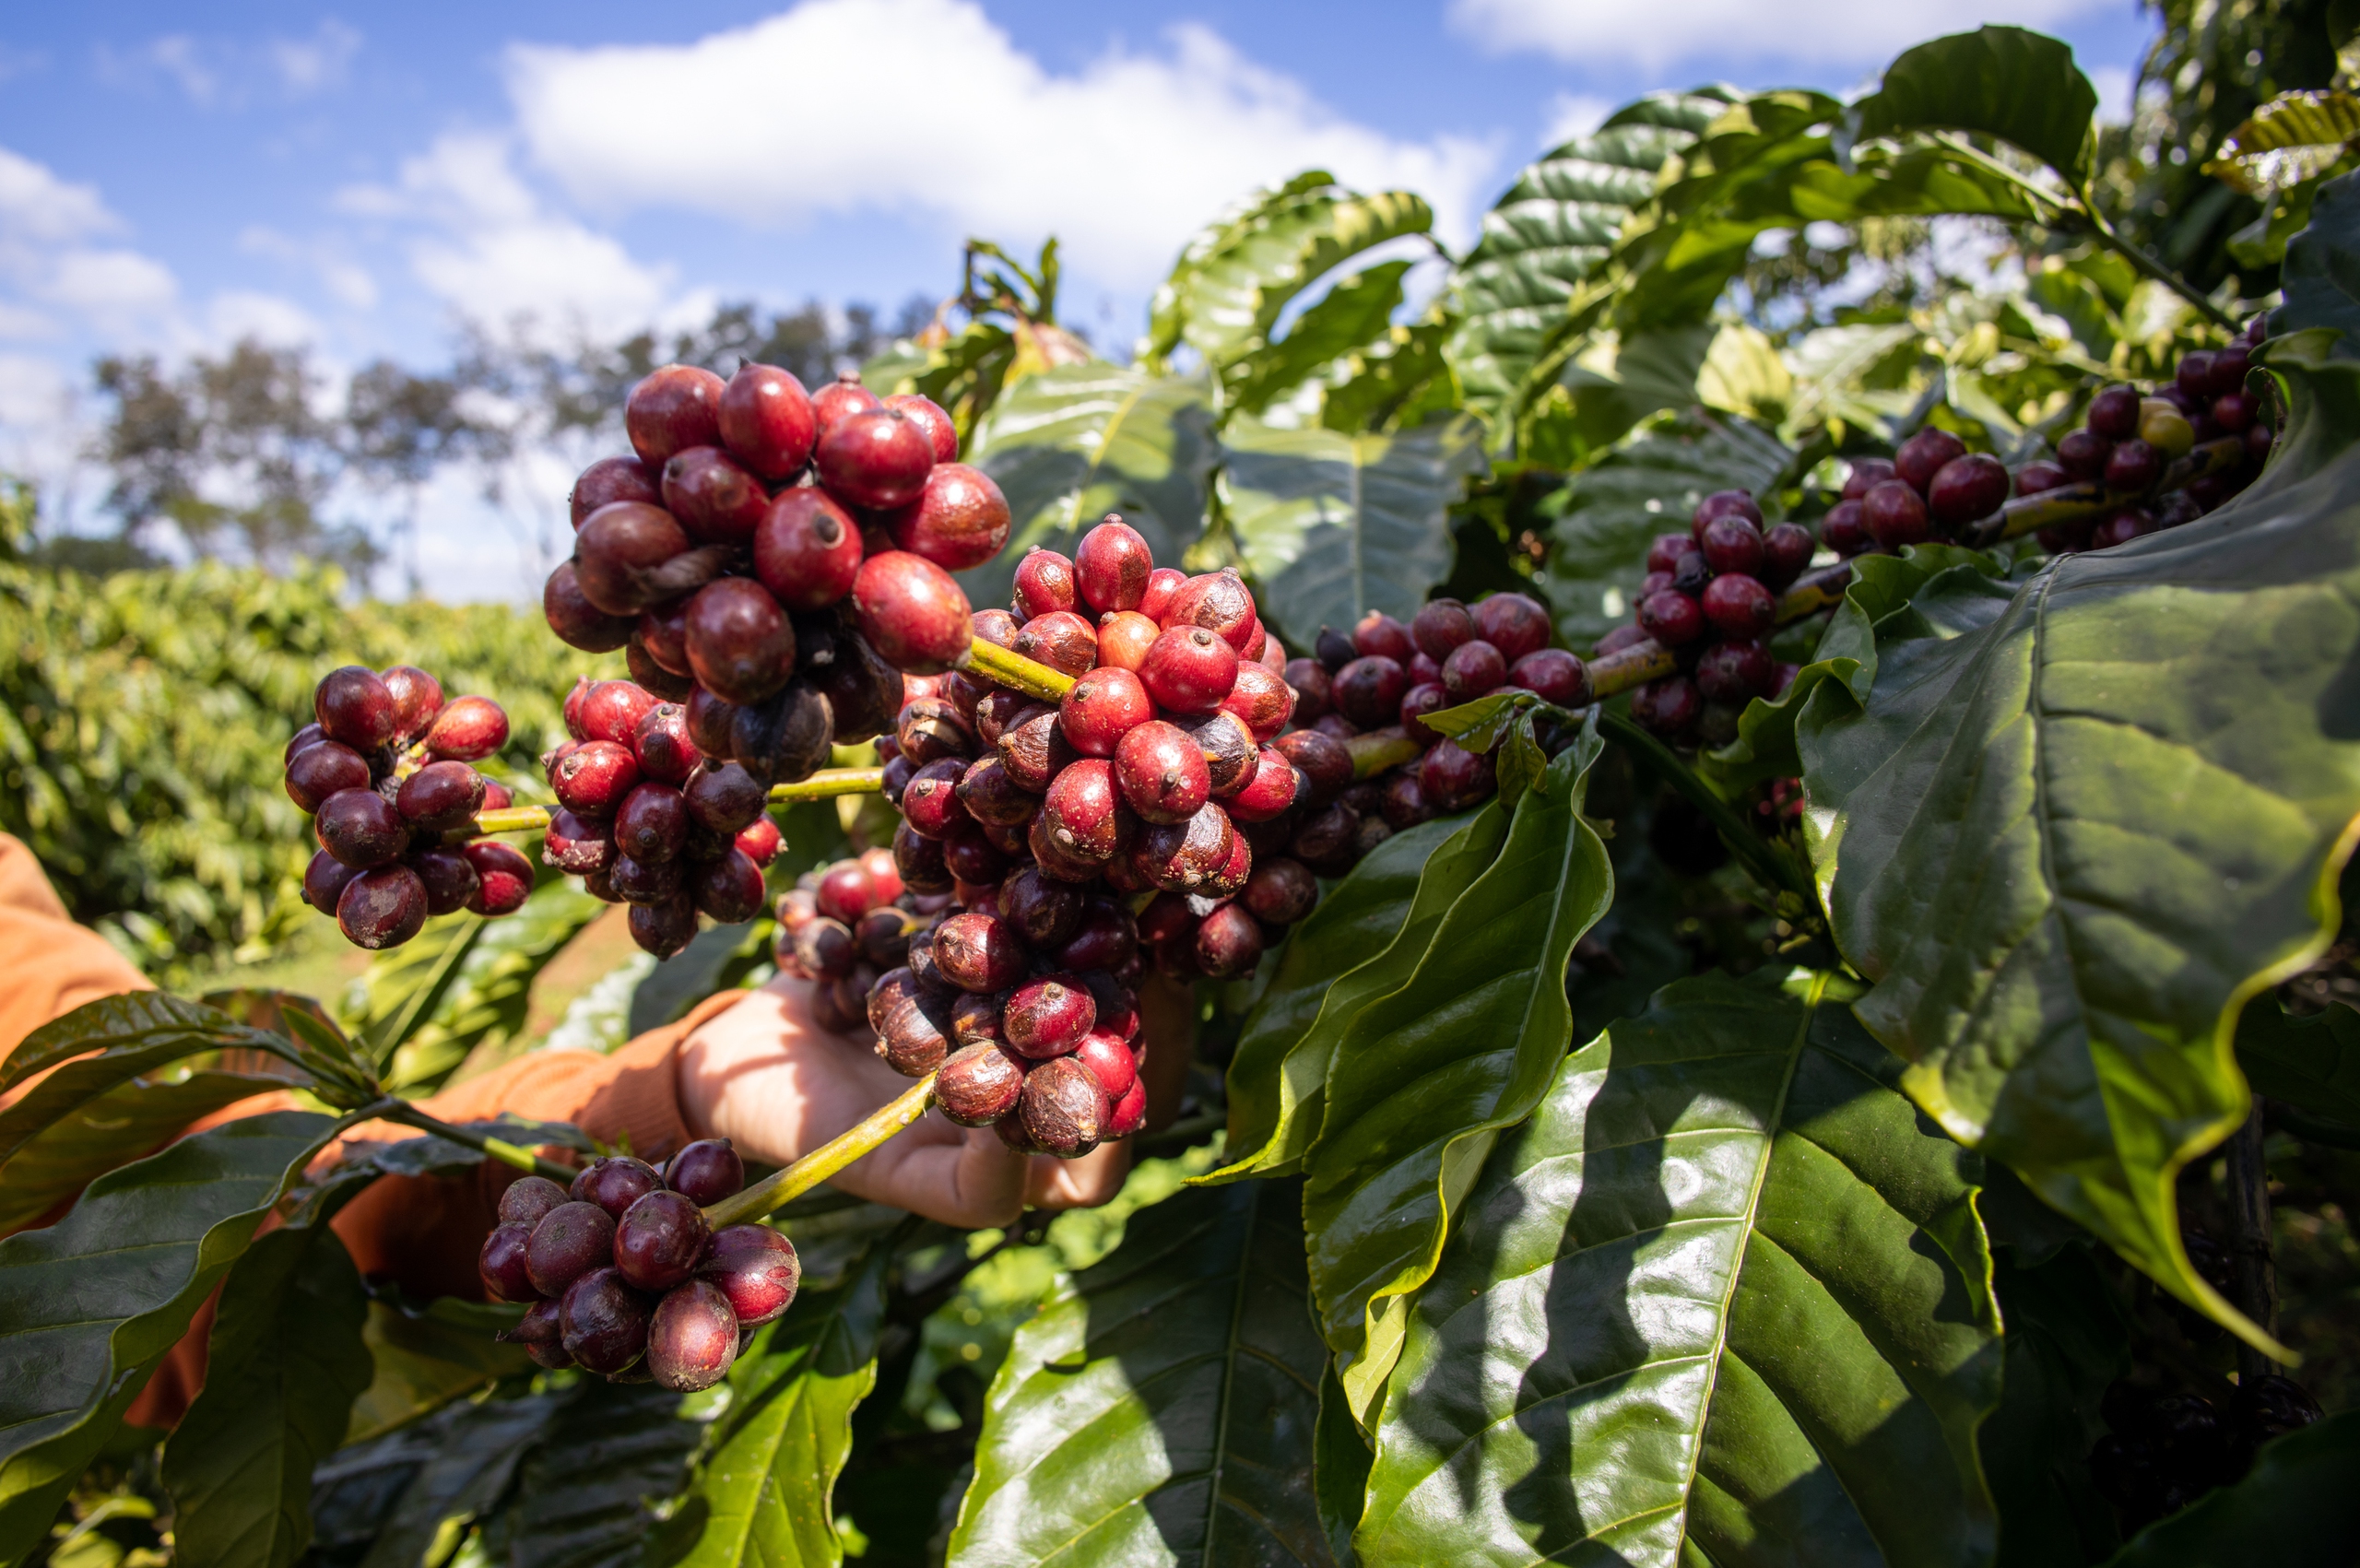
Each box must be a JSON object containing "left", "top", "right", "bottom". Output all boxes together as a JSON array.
[
  {"left": 478, "top": 1141, "right": 797, "bottom": 1392},
  {"left": 2087, "top": 1373, "right": 2320, "bottom": 1531},
  {"left": 2015, "top": 320, "right": 2274, "bottom": 553},
  {"left": 1290, "top": 592, "right": 1577, "bottom": 843},
  {"left": 772, "top": 849, "right": 916, "bottom": 1032},
  {"left": 540, "top": 675, "right": 788, "bottom": 959},
  {"left": 546, "top": 360, "right": 1009, "bottom": 790},
  {"left": 288, "top": 664, "right": 529, "bottom": 950},
  {"left": 1816, "top": 427, "right": 2012, "bottom": 559},
  {"left": 1606, "top": 489, "right": 1813, "bottom": 746}
]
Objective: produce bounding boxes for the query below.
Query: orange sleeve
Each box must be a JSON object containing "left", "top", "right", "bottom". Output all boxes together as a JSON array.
[{"left": 0, "top": 834, "right": 151, "bottom": 1062}]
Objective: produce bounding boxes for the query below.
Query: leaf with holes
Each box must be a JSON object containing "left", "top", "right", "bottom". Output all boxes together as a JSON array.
[
  {"left": 1795, "top": 332, "right": 2360, "bottom": 1353},
  {"left": 1304, "top": 734, "right": 1613, "bottom": 1418},
  {"left": 1209, "top": 809, "right": 1510, "bottom": 1185},
  {"left": 1221, "top": 411, "right": 1485, "bottom": 647},
  {"left": 947, "top": 1180, "right": 1333, "bottom": 1568},
  {"left": 0, "top": 1110, "right": 340, "bottom": 1562},
  {"left": 964, "top": 364, "right": 1218, "bottom": 609},
  {"left": 1356, "top": 972, "right": 2002, "bottom": 1566}
]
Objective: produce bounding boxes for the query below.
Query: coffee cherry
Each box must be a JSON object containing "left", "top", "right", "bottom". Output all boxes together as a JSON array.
[
  {"left": 2057, "top": 428, "right": 2110, "bottom": 481},
  {"left": 499, "top": 1175, "right": 571, "bottom": 1229},
  {"left": 2012, "top": 460, "right": 2069, "bottom": 497},
  {"left": 317, "top": 788, "right": 407, "bottom": 868},
  {"left": 892, "top": 820, "right": 953, "bottom": 893},
  {"left": 2211, "top": 391, "right": 2255, "bottom": 433},
  {"left": 336, "top": 865, "right": 426, "bottom": 948},
  {"left": 814, "top": 859, "right": 877, "bottom": 924},
  {"left": 876, "top": 392, "right": 953, "bottom": 462},
  {"left": 1329, "top": 654, "right": 1406, "bottom": 729},
  {"left": 1700, "top": 574, "right": 1775, "bottom": 641},
  {"left": 1692, "top": 489, "right": 1764, "bottom": 540},
  {"left": 941, "top": 819, "right": 1011, "bottom": 887},
  {"left": 1420, "top": 739, "right": 1495, "bottom": 811},
  {"left": 1072, "top": 517, "right": 1152, "bottom": 611},
  {"left": 1274, "top": 728, "right": 1351, "bottom": 804},
  {"left": 1011, "top": 548, "right": 1078, "bottom": 620},
  {"left": 684, "top": 761, "right": 767, "bottom": 834},
  {"left": 1163, "top": 570, "right": 1258, "bottom": 652},
  {"left": 526, "top": 1200, "right": 617, "bottom": 1297},
  {"left": 699, "top": 1224, "right": 800, "bottom": 1326},
  {"left": 1892, "top": 428, "right": 1962, "bottom": 493},
  {"left": 1241, "top": 855, "right": 1317, "bottom": 925},
  {"left": 1694, "top": 640, "right": 1775, "bottom": 701},
  {"left": 410, "top": 848, "right": 480, "bottom": 917},
  {"left": 680, "top": 578, "right": 794, "bottom": 706},
  {"left": 301, "top": 850, "right": 360, "bottom": 915},
  {"left": 1638, "top": 590, "right": 1704, "bottom": 646},
  {"left": 853, "top": 551, "right": 972, "bottom": 674},
  {"left": 812, "top": 371, "right": 882, "bottom": 436},
  {"left": 1862, "top": 480, "right": 1931, "bottom": 549},
  {"left": 1132, "top": 801, "right": 1234, "bottom": 891},
  {"left": 285, "top": 741, "right": 372, "bottom": 814},
  {"left": 1348, "top": 609, "right": 1411, "bottom": 664},
  {"left": 1290, "top": 801, "right": 1359, "bottom": 875},
  {"left": 1757, "top": 522, "right": 1814, "bottom": 589},
  {"left": 1067, "top": 1032, "right": 1133, "bottom": 1101},
  {"left": 1441, "top": 640, "right": 1507, "bottom": 701},
  {"left": 898, "top": 757, "right": 969, "bottom": 839},
  {"left": 744, "top": 489, "right": 862, "bottom": 612},
  {"left": 817, "top": 407, "right": 933, "bottom": 510},
  {"left": 1381, "top": 771, "right": 1434, "bottom": 830},
  {"left": 609, "top": 850, "right": 680, "bottom": 906},
  {"left": 1043, "top": 759, "right": 1135, "bottom": 863},
  {"left": 656, "top": 1139, "right": 744, "bottom": 1208},
  {"left": 560, "top": 1266, "right": 655, "bottom": 1376},
  {"left": 1055, "top": 896, "right": 1138, "bottom": 973},
  {"left": 888, "top": 463, "right": 1009, "bottom": 572},
  {"left": 374, "top": 666, "right": 443, "bottom": 745},
  {"left": 1629, "top": 675, "right": 1701, "bottom": 736},
  {"left": 1471, "top": 593, "right": 1550, "bottom": 661},
  {"left": 643, "top": 1279, "right": 739, "bottom": 1392},
  {"left": 286, "top": 722, "right": 329, "bottom": 763},
  {"left": 315, "top": 666, "right": 397, "bottom": 751},
  {"left": 2175, "top": 350, "right": 2217, "bottom": 404},
  {"left": 1002, "top": 973, "right": 1096, "bottom": 1059},
  {"left": 550, "top": 740, "right": 636, "bottom": 818},
  {"left": 1194, "top": 902, "right": 1264, "bottom": 978},
  {"left": 1699, "top": 515, "right": 1764, "bottom": 577},
  {"left": 463, "top": 841, "right": 534, "bottom": 916},
  {"left": 933, "top": 911, "right": 1030, "bottom": 993},
  {"left": 1511, "top": 649, "right": 1588, "bottom": 707},
  {"left": 416, "top": 695, "right": 505, "bottom": 763},
  {"left": 1020, "top": 1056, "right": 1108, "bottom": 1158},
  {"left": 2105, "top": 439, "right": 2161, "bottom": 494},
  {"left": 898, "top": 698, "right": 978, "bottom": 767},
  {"left": 1818, "top": 501, "right": 1870, "bottom": 556},
  {"left": 1115, "top": 719, "right": 1211, "bottom": 824},
  {"left": 1224, "top": 748, "right": 1300, "bottom": 822},
  {"left": 625, "top": 704, "right": 696, "bottom": 788},
  {"left": 573, "top": 503, "right": 691, "bottom": 618},
  {"left": 867, "top": 967, "right": 951, "bottom": 1076},
  {"left": 395, "top": 760, "right": 485, "bottom": 833},
  {"left": 615, "top": 1189, "right": 711, "bottom": 1292},
  {"left": 954, "top": 755, "right": 1040, "bottom": 828},
  {"left": 662, "top": 446, "right": 768, "bottom": 546},
  {"left": 1393, "top": 681, "right": 1446, "bottom": 743},
  {"left": 794, "top": 915, "right": 857, "bottom": 980},
  {"left": 1837, "top": 461, "right": 1894, "bottom": 502},
  {"left": 1106, "top": 1079, "right": 1148, "bottom": 1138},
  {"left": 479, "top": 1220, "right": 537, "bottom": 1303},
  {"left": 573, "top": 1154, "right": 665, "bottom": 1220},
  {"left": 1061, "top": 667, "right": 1155, "bottom": 756},
  {"left": 718, "top": 363, "right": 816, "bottom": 481},
  {"left": 539, "top": 808, "right": 613, "bottom": 876},
  {"left": 1281, "top": 660, "right": 1331, "bottom": 727},
  {"left": 627, "top": 365, "right": 726, "bottom": 466},
  {"left": 856, "top": 905, "right": 918, "bottom": 970},
  {"left": 1013, "top": 610, "right": 1099, "bottom": 678},
  {"left": 572, "top": 454, "right": 665, "bottom": 526},
  {"left": 1410, "top": 598, "right": 1476, "bottom": 662}
]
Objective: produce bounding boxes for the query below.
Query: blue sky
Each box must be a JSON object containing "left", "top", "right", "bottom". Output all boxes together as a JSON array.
[{"left": 0, "top": 0, "right": 2161, "bottom": 596}]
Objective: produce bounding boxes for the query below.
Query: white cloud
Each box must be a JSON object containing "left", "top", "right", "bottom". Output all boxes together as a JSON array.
[
  {"left": 1541, "top": 93, "right": 1614, "bottom": 148},
  {"left": 1449, "top": 0, "right": 2115, "bottom": 73},
  {"left": 206, "top": 289, "right": 320, "bottom": 346},
  {"left": 502, "top": 0, "right": 1500, "bottom": 286},
  {"left": 270, "top": 20, "right": 361, "bottom": 95},
  {"left": 240, "top": 225, "right": 380, "bottom": 310},
  {"left": 337, "top": 132, "right": 676, "bottom": 339},
  {"left": 0, "top": 147, "right": 119, "bottom": 246}
]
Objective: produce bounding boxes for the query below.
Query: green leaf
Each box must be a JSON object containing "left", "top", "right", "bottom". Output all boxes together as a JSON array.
[
  {"left": 162, "top": 1221, "right": 372, "bottom": 1568},
  {"left": 0, "top": 1064, "right": 305, "bottom": 1236},
  {"left": 490, "top": 1381, "right": 704, "bottom": 1568},
  {"left": 1794, "top": 336, "right": 2360, "bottom": 1354},
  {"left": 344, "top": 1294, "right": 535, "bottom": 1448},
  {"left": 2102, "top": 1409, "right": 2360, "bottom": 1566},
  {"left": 1355, "top": 972, "right": 2003, "bottom": 1566},
  {"left": 1230, "top": 261, "right": 1411, "bottom": 418},
  {"left": 1220, "top": 412, "right": 1485, "bottom": 646},
  {"left": 1149, "top": 178, "right": 1433, "bottom": 378},
  {"left": 1701, "top": 544, "right": 2007, "bottom": 794},
  {"left": 1446, "top": 93, "right": 1736, "bottom": 424},
  {"left": 320, "top": 1390, "right": 560, "bottom": 1568},
  {"left": 0, "top": 1110, "right": 339, "bottom": 1562},
  {"left": 2236, "top": 998, "right": 2360, "bottom": 1121},
  {"left": 1534, "top": 410, "right": 1793, "bottom": 652},
  {"left": 2205, "top": 89, "right": 2360, "bottom": 195},
  {"left": 1849, "top": 26, "right": 2100, "bottom": 181},
  {"left": 1418, "top": 690, "right": 1536, "bottom": 751},
  {"left": 1304, "top": 735, "right": 1614, "bottom": 1416},
  {"left": 1313, "top": 1362, "right": 1371, "bottom": 1566},
  {"left": 2281, "top": 170, "right": 2360, "bottom": 356},
  {"left": 1208, "top": 811, "right": 1507, "bottom": 1185},
  {"left": 964, "top": 364, "right": 1218, "bottom": 609},
  {"left": 1980, "top": 1246, "right": 2129, "bottom": 1567},
  {"left": 655, "top": 1233, "right": 892, "bottom": 1566},
  {"left": 947, "top": 1180, "right": 1334, "bottom": 1568}
]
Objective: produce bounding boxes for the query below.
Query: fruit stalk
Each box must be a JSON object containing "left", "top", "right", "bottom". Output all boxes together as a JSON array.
[
  {"left": 701, "top": 1072, "right": 938, "bottom": 1228},
  {"left": 1345, "top": 727, "right": 1422, "bottom": 779},
  {"left": 1966, "top": 437, "right": 2248, "bottom": 548},
  {"left": 456, "top": 767, "right": 890, "bottom": 840},
  {"left": 961, "top": 634, "right": 1078, "bottom": 701},
  {"left": 376, "top": 1101, "right": 583, "bottom": 1183}
]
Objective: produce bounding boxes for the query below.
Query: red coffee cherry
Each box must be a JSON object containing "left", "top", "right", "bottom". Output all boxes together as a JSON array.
[
  {"left": 1075, "top": 517, "right": 1154, "bottom": 613},
  {"left": 647, "top": 1278, "right": 740, "bottom": 1392},
  {"left": 626, "top": 364, "right": 726, "bottom": 466},
  {"left": 1055, "top": 895, "right": 1139, "bottom": 973},
  {"left": 854, "top": 551, "right": 973, "bottom": 674},
  {"left": 314, "top": 665, "right": 396, "bottom": 751},
  {"left": 1243, "top": 855, "right": 1318, "bottom": 925},
  {"left": 571, "top": 455, "right": 663, "bottom": 527},
  {"left": 749, "top": 489, "right": 864, "bottom": 612},
  {"left": 718, "top": 362, "right": 817, "bottom": 481},
  {"left": 1139, "top": 626, "right": 1239, "bottom": 714},
  {"left": 1273, "top": 728, "right": 1351, "bottom": 804},
  {"left": 463, "top": 841, "right": 534, "bottom": 916},
  {"left": 685, "top": 578, "right": 796, "bottom": 706},
  {"left": 1510, "top": 649, "right": 1588, "bottom": 706},
  {"left": 1194, "top": 901, "right": 1264, "bottom": 979},
  {"left": 1419, "top": 739, "right": 1496, "bottom": 812},
  {"left": 811, "top": 371, "right": 882, "bottom": 436},
  {"left": 887, "top": 463, "right": 1009, "bottom": 572},
  {"left": 1061, "top": 667, "right": 1156, "bottom": 757},
  {"left": 662, "top": 445, "right": 769, "bottom": 545},
  {"left": 526, "top": 1199, "right": 617, "bottom": 1298},
  {"left": 1073, "top": 1032, "right": 1138, "bottom": 1100},
  {"left": 1758, "top": 523, "right": 1814, "bottom": 589},
  {"left": 1928, "top": 454, "right": 2010, "bottom": 526},
  {"left": 2086, "top": 384, "right": 2141, "bottom": 440},
  {"left": 1042, "top": 759, "right": 1136, "bottom": 863},
  {"left": 1115, "top": 719, "right": 1210, "bottom": 824},
  {"left": 1695, "top": 640, "right": 1776, "bottom": 701},
  {"left": 1225, "top": 748, "right": 1299, "bottom": 822},
  {"left": 614, "top": 1189, "right": 711, "bottom": 1292},
  {"left": 885, "top": 393, "right": 958, "bottom": 462},
  {"left": 301, "top": 850, "right": 360, "bottom": 914},
  {"left": 1332, "top": 655, "right": 1408, "bottom": 729},
  {"left": 1131, "top": 801, "right": 1234, "bottom": 892},
  {"left": 698, "top": 1224, "right": 801, "bottom": 1326},
  {"left": 816, "top": 406, "right": 933, "bottom": 511},
  {"left": 1107, "top": 1079, "right": 1148, "bottom": 1138},
  {"left": 997, "top": 703, "right": 1077, "bottom": 792},
  {"left": 1638, "top": 590, "right": 1704, "bottom": 646},
  {"left": 902, "top": 757, "right": 972, "bottom": 838},
  {"left": 1162, "top": 569, "right": 1257, "bottom": 651},
  {"left": 954, "top": 755, "right": 1041, "bottom": 828},
  {"left": 1014, "top": 610, "right": 1101, "bottom": 678},
  {"left": 933, "top": 911, "right": 1031, "bottom": 993},
  {"left": 1629, "top": 675, "right": 1701, "bottom": 736},
  {"left": 632, "top": 703, "right": 700, "bottom": 785},
  {"left": 1004, "top": 973, "right": 1097, "bottom": 1059},
  {"left": 1137, "top": 567, "right": 1186, "bottom": 623},
  {"left": 684, "top": 760, "right": 768, "bottom": 834},
  {"left": 396, "top": 760, "right": 486, "bottom": 832},
  {"left": 378, "top": 665, "right": 444, "bottom": 743},
  {"left": 1470, "top": 593, "right": 1550, "bottom": 661},
  {"left": 1818, "top": 501, "right": 1870, "bottom": 557}
]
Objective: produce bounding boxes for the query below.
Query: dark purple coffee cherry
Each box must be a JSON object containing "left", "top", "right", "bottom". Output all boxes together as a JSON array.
[
  {"left": 408, "top": 848, "right": 480, "bottom": 917},
  {"left": 1926, "top": 454, "right": 2010, "bottom": 528},
  {"left": 615, "top": 1189, "right": 711, "bottom": 1292},
  {"left": 337, "top": 866, "right": 428, "bottom": 949},
  {"left": 647, "top": 1278, "right": 741, "bottom": 1391},
  {"left": 318, "top": 788, "right": 410, "bottom": 869},
  {"left": 1637, "top": 591, "right": 1703, "bottom": 646},
  {"left": 1699, "top": 515, "right": 1764, "bottom": 577},
  {"left": 1194, "top": 902, "right": 1265, "bottom": 979},
  {"left": 285, "top": 741, "right": 372, "bottom": 814},
  {"left": 1700, "top": 574, "right": 1775, "bottom": 641},
  {"left": 560, "top": 1265, "right": 655, "bottom": 1375},
  {"left": 2087, "top": 384, "right": 2142, "bottom": 439},
  {"left": 665, "top": 1138, "right": 744, "bottom": 1206},
  {"left": 2105, "top": 439, "right": 2161, "bottom": 494},
  {"left": 499, "top": 1175, "right": 572, "bottom": 1228},
  {"left": 699, "top": 1224, "right": 801, "bottom": 1326},
  {"left": 478, "top": 1220, "right": 537, "bottom": 1303},
  {"left": 572, "top": 1155, "right": 664, "bottom": 1220},
  {"left": 525, "top": 1199, "right": 618, "bottom": 1298},
  {"left": 1862, "top": 480, "right": 1931, "bottom": 549},
  {"left": 314, "top": 665, "right": 397, "bottom": 751},
  {"left": 2057, "top": 428, "right": 2110, "bottom": 480},
  {"left": 1894, "top": 427, "right": 1965, "bottom": 492}
]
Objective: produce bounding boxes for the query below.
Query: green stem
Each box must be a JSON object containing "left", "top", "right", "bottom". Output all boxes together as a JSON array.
[
  {"left": 461, "top": 767, "right": 888, "bottom": 842},
  {"left": 377, "top": 1102, "right": 581, "bottom": 1183},
  {"left": 702, "top": 1074, "right": 938, "bottom": 1229},
  {"left": 962, "top": 635, "right": 1077, "bottom": 701},
  {"left": 1599, "top": 706, "right": 1815, "bottom": 902},
  {"left": 2071, "top": 180, "right": 2241, "bottom": 332}
]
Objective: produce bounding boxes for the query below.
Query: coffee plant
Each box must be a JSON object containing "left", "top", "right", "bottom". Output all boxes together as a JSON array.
[{"left": 8, "top": 24, "right": 2360, "bottom": 1568}]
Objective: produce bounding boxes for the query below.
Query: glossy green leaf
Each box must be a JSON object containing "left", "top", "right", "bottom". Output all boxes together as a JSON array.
[
  {"left": 1314, "top": 1362, "right": 1371, "bottom": 1567},
  {"left": 1318, "top": 309, "right": 1459, "bottom": 438},
  {"left": 948, "top": 1180, "right": 1334, "bottom": 1568},
  {"left": 1209, "top": 811, "right": 1509, "bottom": 1185},
  {"left": 2236, "top": 998, "right": 2360, "bottom": 1122},
  {"left": 1702, "top": 544, "right": 2007, "bottom": 795},
  {"left": 1446, "top": 93, "right": 1736, "bottom": 423},
  {"left": 0, "top": 1064, "right": 304, "bottom": 1237},
  {"left": 1148, "top": 177, "right": 1432, "bottom": 377},
  {"left": 1849, "top": 26, "right": 2099, "bottom": 181},
  {"left": 344, "top": 1295, "right": 534, "bottom": 1449},
  {"left": 1979, "top": 1246, "right": 2129, "bottom": 1567},
  {"left": 1304, "top": 735, "right": 1614, "bottom": 1416},
  {"left": 2205, "top": 89, "right": 2360, "bottom": 195},
  {"left": 2280, "top": 171, "right": 2360, "bottom": 356},
  {"left": 655, "top": 1234, "right": 891, "bottom": 1566},
  {"left": 1221, "top": 412, "right": 1485, "bottom": 646},
  {"left": 163, "top": 1220, "right": 372, "bottom": 1568},
  {"left": 1795, "top": 335, "right": 2360, "bottom": 1353},
  {"left": 1534, "top": 411, "right": 1793, "bottom": 652},
  {"left": 1356, "top": 973, "right": 2002, "bottom": 1567},
  {"left": 0, "top": 1110, "right": 338, "bottom": 1562},
  {"left": 2102, "top": 1409, "right": 2360, "bottom": 1566},
  {"left": 964, "top": 363, "right": 1218, "bottom": 609},
  {"left": 492, "top": 1381, "right": 704, "bottom": 1568},
  {"left": 324, "top": 1390, "right": 560, "bottom": 1568},
  {"left": 1230, "top": 261, "right": 1410, "bottom": 418}
]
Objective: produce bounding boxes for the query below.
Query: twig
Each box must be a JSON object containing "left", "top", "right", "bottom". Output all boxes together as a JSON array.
[
  {"left": 376, "top": 1102, "right": 580, "bottom": 1183},
  {"left": 703, "top": 1074, "right": 938, "bottom": 1228},
  {"left": 1599, "top": 706, "right": 1816, "bottom": 902}
]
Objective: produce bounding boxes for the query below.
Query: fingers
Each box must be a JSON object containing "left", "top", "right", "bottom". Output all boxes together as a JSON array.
[
  {"left": 834, "top": 1119, "right": 1028, "bottom": 1229},
  {"left": 1025, "top": 1140, "right": 1131, "bottom": 1209},
  {"left": 1135, "top": 972, "right": 1198, "bottom": 1132}
]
